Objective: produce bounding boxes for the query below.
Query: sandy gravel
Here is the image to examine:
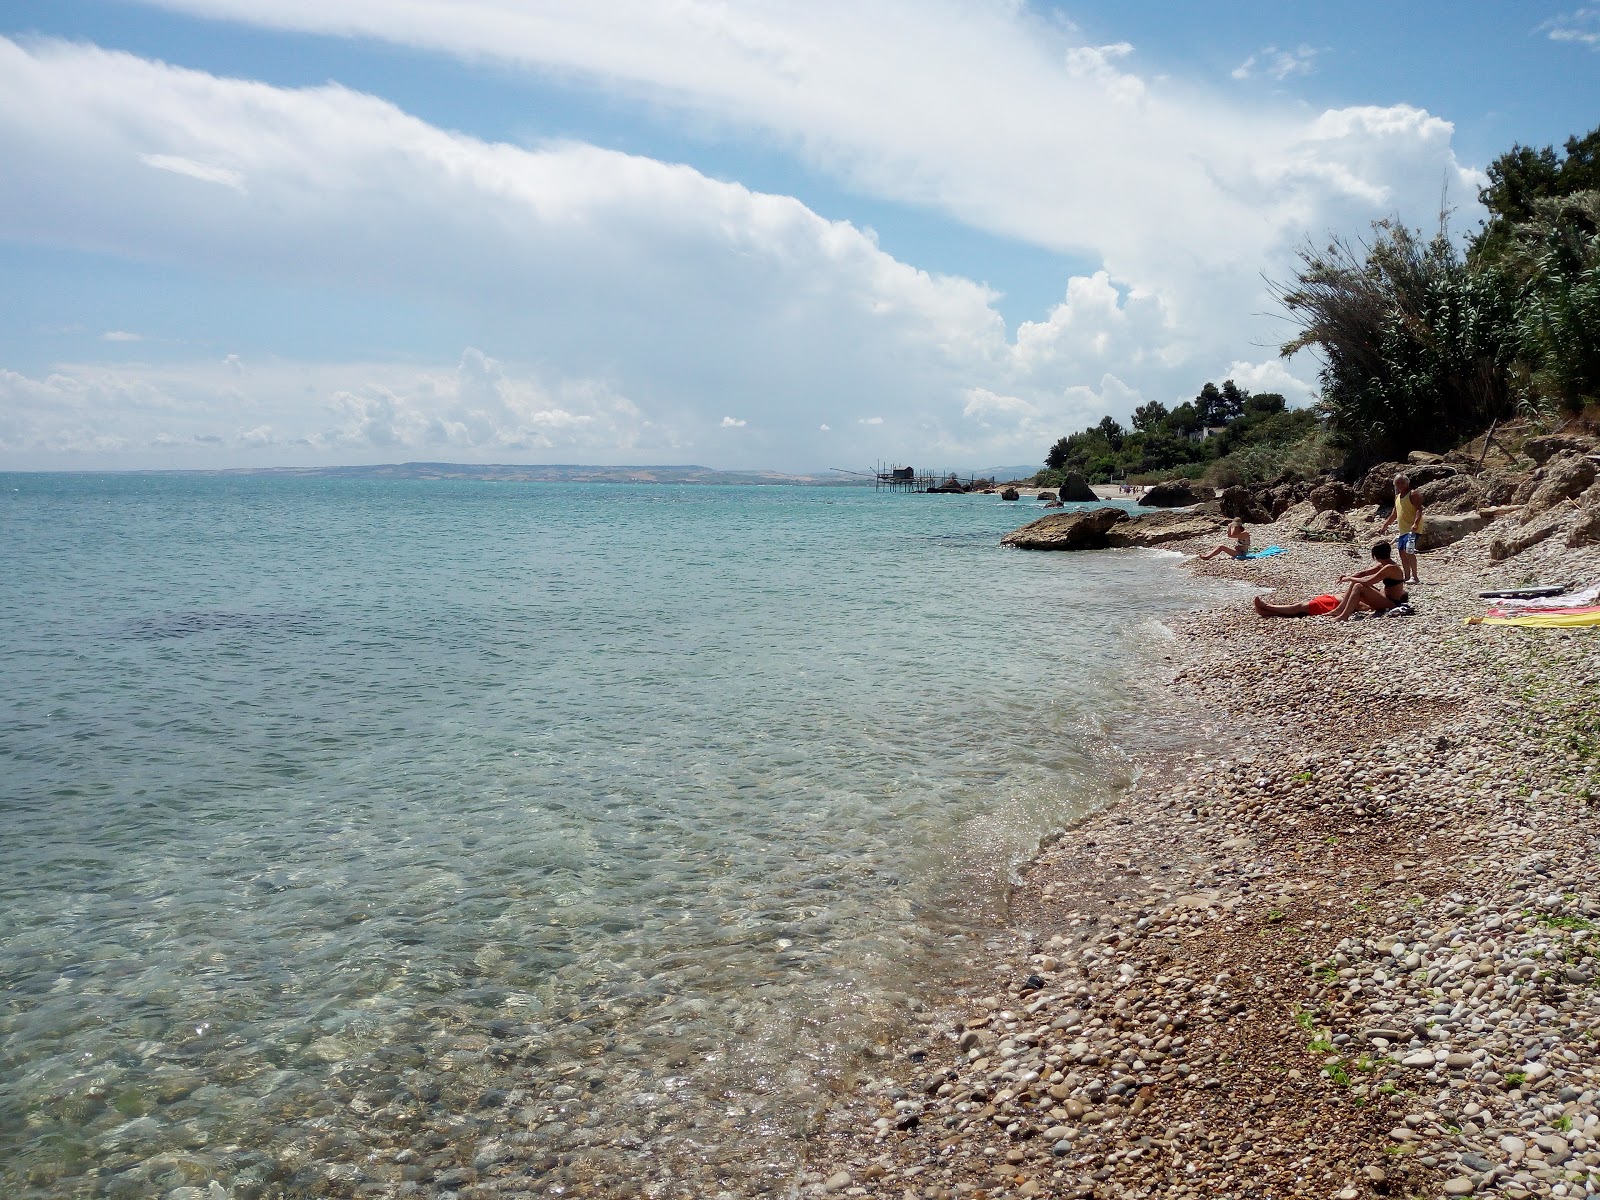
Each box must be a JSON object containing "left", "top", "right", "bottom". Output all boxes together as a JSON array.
[{"left": 802, "top": 508, "right": 1600, "bottom": 1200}]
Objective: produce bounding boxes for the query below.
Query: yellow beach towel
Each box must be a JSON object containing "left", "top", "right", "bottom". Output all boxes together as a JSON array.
[{"left": 1467, "top": 612, "right": 1600, "bottom": 628}]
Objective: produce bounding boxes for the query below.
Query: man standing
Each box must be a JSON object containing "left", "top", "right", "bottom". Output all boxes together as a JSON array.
[{"left": 1378, "top": 474, "right": 1424, "bottom": 584}]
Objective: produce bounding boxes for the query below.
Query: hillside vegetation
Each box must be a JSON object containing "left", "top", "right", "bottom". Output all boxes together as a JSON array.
[{"left": 1034, "top": 124, "right": 1600, "bottom": 486}]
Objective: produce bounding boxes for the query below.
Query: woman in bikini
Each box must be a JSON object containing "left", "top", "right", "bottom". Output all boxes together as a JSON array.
[
  {"left": 1328, "top": 541, "right": 1408, "bottom": 621},
  {"left": 1252, "top": 542, "right": 1407, "bottom": 619},
  {"left": 1197, "top": 519, "right": 1251, "bottom": 561}
]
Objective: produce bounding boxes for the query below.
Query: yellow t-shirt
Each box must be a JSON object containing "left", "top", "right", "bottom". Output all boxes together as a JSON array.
[{"left": 1395, "top": 491, "right": 1423, "bottom": 534}]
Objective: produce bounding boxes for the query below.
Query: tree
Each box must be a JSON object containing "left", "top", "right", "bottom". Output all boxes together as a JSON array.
[
  {"left": 1131, "top": 400, "right": 1169, "bottom": 433},
  {"left": 1193, "top": 382, "right": 1225, "bottom": 428},
  {"left": 1475, "top": 124, "right": 1600, "bottom": 264},
  {"left": 1045, "top": 435, "right": 1072, "bottom": 471},
  {"left": 1273, "top": 217, "right": 1518, "bottom": 466},
  {"left": 1218, "top": 380, "right": 1248, "bottom": 424},
  {"left": 1504, "top": 191, "right": 1600, "bottom": 409},
  {"left": 1096, "top": 415, "right": 1125, "bottom": 451},
  {"left": 1244, "top": 391, "right": 1288, "bottom": 418},
  {"left": 1165, "top": 401, "right": 1202, "bottom": 438}
]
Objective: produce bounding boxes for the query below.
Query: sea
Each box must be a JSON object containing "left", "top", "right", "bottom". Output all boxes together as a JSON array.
[{"left": 0, "top": 473, "right": 1232, "bottom": 1199}]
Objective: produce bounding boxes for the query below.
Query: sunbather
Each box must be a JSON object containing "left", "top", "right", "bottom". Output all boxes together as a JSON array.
[
  {"left": 1197, "top": 520, "right": 1251, "bottom": 560},
  {"left": 1252, "top": 542, "right": 1409, "bottom": 620}
]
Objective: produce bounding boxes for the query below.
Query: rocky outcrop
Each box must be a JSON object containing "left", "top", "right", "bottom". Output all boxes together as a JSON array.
[
  {"left": 1568, "top": 492, "right": 1600, "bottom": 548},
  {"left": 1001, "top": 506, "right": 1128, "bottom": 550},
  {"left": 1356, "top": 461, "right": 1457, "bottom": 506},
  {"left": 1057, "top": 472, "right": 1098, "bottom": 502},
  {"left": 1037, "top": 491, "right": 1056, "bottom": 501},
  {"left": 1139, "top": 479, "right": 1213, "bottom": 508},
  {"left": 1518, "top": 452, "right": 1597, "bottom": 521},
  {"left": 1416, "top": 474, "right": 1485, "bottom": 515},
  {"left": 1525, "top": 434, "right": 1598, "bottom": 465},
  {"left": 1476, "top": 469, "right": 1522, "bottom": 507},
  {"left": 1219, "top": 485, "right": 1272, "bottom": 524},
  {"left": 1418, "top": 511, "right": 1493, "bottom": 552},
  {"left": 1490, "top": 513, "right": 1568, "bottom": 562},
  {"left": 999, "top": 487, "right": 1020, "bottom": 501},
  {"left": 1262, "top": 479, "right": 1312, "bottom": 518},
  {"left": 1298, "top": 509, "right": 1355, "bottom": 541},
  {"left": 1308, "top": 480, "right": 1357, "bottom": 513},
  {"left": 1105, "top": 512, "right": 1226, "bottom": 549}
]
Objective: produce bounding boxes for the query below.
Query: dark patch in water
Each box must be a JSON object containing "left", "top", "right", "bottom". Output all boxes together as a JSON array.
[{"left": 118, "top": 610, "right": 317, "bottom": 641}]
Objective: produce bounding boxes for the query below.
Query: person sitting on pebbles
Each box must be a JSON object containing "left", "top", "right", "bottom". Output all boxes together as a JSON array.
[
  {"left": 1253, "top": 541, "right": 1410, "bottom": 620},
  {"left": 1197, "top": 519, "right": 1251, "bottom": 561}
]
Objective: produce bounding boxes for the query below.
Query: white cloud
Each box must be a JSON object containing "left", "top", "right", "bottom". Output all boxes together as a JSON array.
[
  {"left": 1232, "top": 45, "right": 1320, "bottom": 82},
  {"left": 139, "top": 152, "right": 248, "bottom": 192},
  {"left": 720, "top": 416, "right": 746, "bottom": 427},
  {"left": 102, "top": 330, "right": 144, "bottom": 342},
  {"left": 0, "top": 17, "right": 1486, "bottom": 470},
  {"left": 819, "top": 424, "right": 830, "bottom": 432},
  {"left": 1542, "top": 8, "right": 1600, "bottom": 47},
  {"left": 0, "top": 351, "right": 664, "bottom": 467},
  {"left": 858, "top": 417, "right": 884, "bottom": 426}
]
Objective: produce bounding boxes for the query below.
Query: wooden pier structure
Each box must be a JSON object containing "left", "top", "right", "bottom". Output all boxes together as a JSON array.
[{"left": 831, "top": 463, "right": 987, "bottom": 492}]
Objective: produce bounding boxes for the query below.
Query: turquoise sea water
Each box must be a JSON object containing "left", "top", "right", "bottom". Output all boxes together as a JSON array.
[{"left": 0, "top": 475, "right": 1222, "bottom": 1198}]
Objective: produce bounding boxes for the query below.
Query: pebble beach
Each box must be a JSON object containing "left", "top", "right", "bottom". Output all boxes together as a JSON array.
[{"left": 804, "top": 505, "right": 1600, "bottom": 1200}]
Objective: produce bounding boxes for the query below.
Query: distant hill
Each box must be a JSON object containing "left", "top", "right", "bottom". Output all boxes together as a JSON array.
[{"left": 235, "top": 462, "right": 862, "bottom": 486}]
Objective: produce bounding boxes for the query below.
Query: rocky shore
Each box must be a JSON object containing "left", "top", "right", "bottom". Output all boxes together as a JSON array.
[{"left": 803, "top": 507, "right": 1600, "bottom": 1199}]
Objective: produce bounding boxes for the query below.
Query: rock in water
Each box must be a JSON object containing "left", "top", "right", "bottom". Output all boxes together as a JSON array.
[
  {"left": 1001, "top": 507, "right": 1129, "bottom": 550},
  {"left": 1106, "top": 512, "right": 1225, "bottom": 548},
  {"left": 1056, "top": 472, "right": 1098, "bottom": 502}
]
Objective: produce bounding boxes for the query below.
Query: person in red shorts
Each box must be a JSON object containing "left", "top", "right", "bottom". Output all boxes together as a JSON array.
[
  {"left": 1253, "top": 592, "right": 1339, "bottom": 618},
  {"left": 1253, "top": 542, "right": 1409, "bottom": 619}
]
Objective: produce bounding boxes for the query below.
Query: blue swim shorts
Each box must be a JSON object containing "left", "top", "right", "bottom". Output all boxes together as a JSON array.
[{"left": 1396, "top": 532, "right": 1418, "bottom": 554}]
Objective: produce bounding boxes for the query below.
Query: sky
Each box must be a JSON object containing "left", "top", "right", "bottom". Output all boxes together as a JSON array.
[{"left": 2, "top": 2, "right": 1597, "bottom": 473}]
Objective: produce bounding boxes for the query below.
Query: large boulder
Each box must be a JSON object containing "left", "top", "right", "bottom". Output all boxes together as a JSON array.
[
  {"left": 1001, "top": 506, "right": 1129, "bottom": 550},
  {"left": 1416, "top": 474, "right": 1486, "bottom": 515},
  {"left": 1139, "top": 479, "right": 1213, "bottom": 508},
  {"left": 1057, "top": 472, "right": 1098, "bottom": 502},
  {"left": 1106, "top": 512, "right": 1226, "bottom": 549},
  {"left": 1525, "top": 434, "right": 1599, "bottom": 465},
  {"left": 1356, "top": 462, "right": 1409, "bottom": 506},
  {"left": 1355, "top": 461, "right": 1458, "bottom": 506},
  {"left": 1418, "top": 511, "right": 1492, "bottom": 552},
  {"left": 1308, "top": 480, "right": 1357, "bottom": 513},
  {"left": 1298, "top": 509, "right": 1355, "bottom": 542},
  {"left": 1567, "top": 488, "right": 1600, "bottom": 548},
  {"left": 1264, "top": 480, "right": 1311, "bottom": 519},
  {"left": 1000, "top": 487, "right": 1020, "bottom": 501},
  {"left": 1219, "top": 485, "right": 1272, "bottom": 524},
  {"left": 1520, "top": 451, "right": 1597, "bottom": 521},
  {"left": 1490, "top": 513, "right": 1568, "bottom": 561},
  {"left": 1476, "top": 468, "right": 1522, "bottom": 507}
]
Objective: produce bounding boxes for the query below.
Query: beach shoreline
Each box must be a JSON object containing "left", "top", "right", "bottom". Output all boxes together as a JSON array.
[{"left": 803, "top": 508, "right": 1600, "bottom": 1199}]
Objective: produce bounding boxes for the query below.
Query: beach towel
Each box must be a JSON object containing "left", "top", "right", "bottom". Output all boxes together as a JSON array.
[
  {"left": 1467, "top": 611, "right": 1600, "bottom": 628},
  {"left": 1486, "top": 603, "right": 1600, "bottom": 618},
  {"left": 1240, "top": 546, "right": 1285, "bottom": 559},
  {"left": 1483, "top": 583, "right": 1600, "bottom": 610}
]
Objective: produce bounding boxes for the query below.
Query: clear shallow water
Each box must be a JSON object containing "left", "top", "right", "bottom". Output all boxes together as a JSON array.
[{"left": 0, "top": 475, "right": 1221, "bottom": 1198}]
